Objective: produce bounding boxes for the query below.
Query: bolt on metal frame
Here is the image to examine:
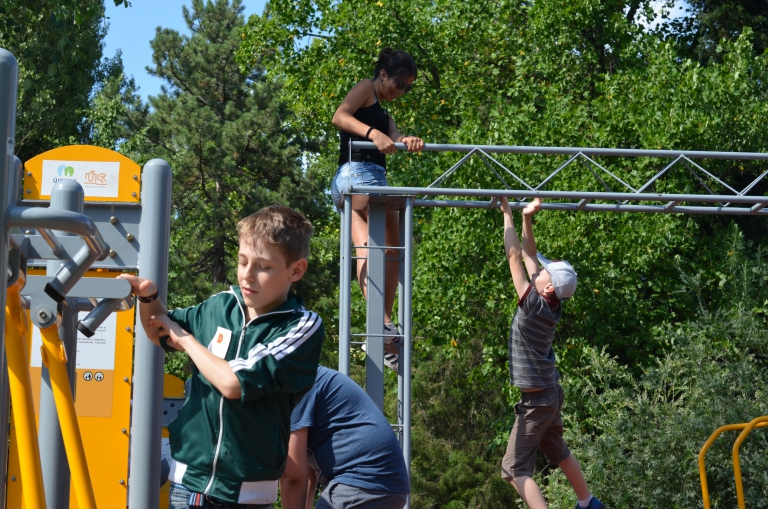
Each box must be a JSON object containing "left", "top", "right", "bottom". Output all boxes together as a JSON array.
[{"left": 339, "top": 141, "right": 768, "bottom": 509}]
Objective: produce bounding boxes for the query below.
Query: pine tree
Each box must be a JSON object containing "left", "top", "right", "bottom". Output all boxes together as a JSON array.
[{"left": 130, "top": 0, "right": 327, "bottom": 305}]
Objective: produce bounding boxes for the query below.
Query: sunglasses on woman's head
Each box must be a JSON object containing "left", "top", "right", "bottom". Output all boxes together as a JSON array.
[{"left": 393, "top": 76, "right": 413, "bottom": 93}]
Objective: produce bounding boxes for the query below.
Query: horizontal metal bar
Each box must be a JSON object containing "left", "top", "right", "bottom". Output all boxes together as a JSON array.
[
  {"left": 21, "top": 276, "right": 132, "bottom": 299},
  {"left": 350, "top": 141, "right": 768, "bottom": 161},
  {"left": 351, "top": 333, "right": 404, "bottom": 338},
  {"left": 351, "top": 245, "right": 406, "bottom": 251},
  {"left": 349, "top": 186, "right": 768, "bottom": 204},
  {"left": 7, "top": 205, "right": 108, "bottom": 259},
  {"left": 412, "top": 199, "right": 768, "bottom": 215},
  {"left": 750, "top": 203, "right": 767, "bottom": 214},
  {"left": 38, "top": 229, "right": 64, "bottom": 256}
]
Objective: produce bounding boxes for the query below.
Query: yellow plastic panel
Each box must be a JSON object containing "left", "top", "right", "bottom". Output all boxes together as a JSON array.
[{"left": 23, "top": 145, "right": 140, "bottom": 203}]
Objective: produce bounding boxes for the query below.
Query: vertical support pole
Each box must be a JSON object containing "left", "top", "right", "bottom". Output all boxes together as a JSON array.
[
  {"left": 129, "top": 159, "right": 172, "bottom": 509},
  {"left": 397, "top": 208, "right": 405, "bottom": 443},
  {"left": 338, "top": 195, "right": 352, "bottom": 375},
  {"left": 39, "top": 179, "right": 84, "bottom": 509},
  {"left": 401, "top": 197, "right": 413, "bottom": 509},
  {"left": 366, "top": 199, "right": 386, "bottom": 409},
  {"left": 0, "top": 155, "right": 21, "bottom": 505},
  {"left": 0, "top": 46, "right": 17, "bottom": 506}
]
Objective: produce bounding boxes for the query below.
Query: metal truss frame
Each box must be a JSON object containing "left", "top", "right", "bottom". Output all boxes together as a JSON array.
[{"left": 339, "top": 142, "right": 768, "bottom": 509}]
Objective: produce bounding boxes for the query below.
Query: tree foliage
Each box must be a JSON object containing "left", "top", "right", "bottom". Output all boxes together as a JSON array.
[
  {"left": 123, "top": 0, "right": 331, "bottom": 311},
  {"left": 0, "top": 0, "right": 131, "bottom": 159},
  {"left": 240, "top": 0, "right": 768, "bottom": 505}
]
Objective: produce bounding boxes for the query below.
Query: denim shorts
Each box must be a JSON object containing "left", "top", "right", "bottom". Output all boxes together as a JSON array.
[
  {"left": 168, "top": 483, "right": 273, "bottom": 509},
  {"left": 331, "top": 161, "right": 388, "bottom": 209}
]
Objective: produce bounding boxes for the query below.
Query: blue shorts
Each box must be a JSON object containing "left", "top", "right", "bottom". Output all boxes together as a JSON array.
[{"left": 331, "top": 161, "right": 388, "bottom": 209}]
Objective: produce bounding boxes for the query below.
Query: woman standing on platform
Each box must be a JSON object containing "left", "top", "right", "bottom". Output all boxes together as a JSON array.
[{"left": 331, "top": 48, "right": 424, "bottom": 368}]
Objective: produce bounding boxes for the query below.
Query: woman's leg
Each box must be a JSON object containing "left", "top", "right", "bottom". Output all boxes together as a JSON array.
[
  {"left": 384, "top": 209, "right": 400, "bottom": 324},
  {"left": 350, "top": 207, "right": 400, "bottom": 325},
  {"left": 351, "top": 207, "right": 370, "bottom": 299}
]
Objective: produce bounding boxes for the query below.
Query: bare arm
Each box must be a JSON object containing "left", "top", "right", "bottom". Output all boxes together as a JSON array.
[
  {"left": 332, "top": 79, "right": 396, "bottom": 154},
  {"left": 499, "top": 197, "right": 530, "bottom": 298},
  {"left": 386, "top": 115, "right": 424, "bottom": 152},
  {"left": 305, "top": 465, "right": 318, "bottom": 509},
  {"left": 149, "top": 315, "right": 242, "bottom": 400},
  {"left": 280, "top": 428, "right": 309, "bottom": 509},
  {"left": 521, "top": 198, "right": 542, "bottom": 278},
  {"left": 117, "top": 274, "right": 168, "bottom": 345}
]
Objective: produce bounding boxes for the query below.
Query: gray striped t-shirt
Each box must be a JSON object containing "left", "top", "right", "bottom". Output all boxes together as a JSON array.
[{"left": 508, "top": 285, "right": 562, "bottom": 389}]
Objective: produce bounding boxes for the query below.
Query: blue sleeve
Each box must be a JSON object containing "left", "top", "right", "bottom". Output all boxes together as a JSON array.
[
  {"left": 290, "top": 383, "right": 317, "bottom": 432},
  {"left": 229, "top": 311, "right": 325, "bottom": 403}
]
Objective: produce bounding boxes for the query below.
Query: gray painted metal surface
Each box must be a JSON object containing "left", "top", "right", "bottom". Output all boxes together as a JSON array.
[
  {"left": 161, "top": 398, "right": 185, "bottom": 427},
  {"left": 20, "top": 203, "right": 143, "bottom": 269},
  {"left": 21, "top": 276, "right": 131, "bottom": 300},
  {"left": 38, "top": 180, "right": 86, "bottom": 509},
  {"left": 0, "top": 47, "right": 19, "bottom": 507},
  {"left": 400, "top": 198, "right": 413, "bottom": 509},
  {"left": 364, "top": 200, "right": 387, "bottom": 409},
  {"left": 129, "top": 158, "right": 172, "bottom": 509},
  {"left": 351, "top": 141, "right": 768, "bottom": 160},
  {"left": 338, "top": 197, "right": 352, "bottom": 375}
]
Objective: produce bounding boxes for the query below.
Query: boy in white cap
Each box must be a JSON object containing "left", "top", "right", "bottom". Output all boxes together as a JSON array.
[{"left": 497, "top": 197, "right": 605, "bottom": 509}]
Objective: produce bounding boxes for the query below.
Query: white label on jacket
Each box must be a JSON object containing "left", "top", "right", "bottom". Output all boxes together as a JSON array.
[{"left": 209, "top": 327, "right": 233, "bottom": 359}]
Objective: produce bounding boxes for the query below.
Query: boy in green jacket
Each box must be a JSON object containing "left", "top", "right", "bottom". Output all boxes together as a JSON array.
[{"left": 120, "top": 205, "right": 325, "bottom": 508}]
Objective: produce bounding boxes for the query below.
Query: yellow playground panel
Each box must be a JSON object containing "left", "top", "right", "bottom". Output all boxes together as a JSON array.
[
  {"left": 4, "top": 144, "right": 176, "bottom": 508},
  {"left": 6, "top": 269, "right": 134, "bottom": 508},
  {"left": 23, "top": 145, "right": 141, "bottom": 204}
]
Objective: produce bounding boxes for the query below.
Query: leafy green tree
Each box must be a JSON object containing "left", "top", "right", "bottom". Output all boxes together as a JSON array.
[
  {"left": 125, "top": 0, "right": 330, "bottom": 309},
  {"left": 240, "top": 0, "right": 768, "bottom": 504},
  {"left": 0, "top": 0, "right": 129, "bottom": 160},
  {"left": 660, "top": 0, "right": 768, "bottom": 65}
]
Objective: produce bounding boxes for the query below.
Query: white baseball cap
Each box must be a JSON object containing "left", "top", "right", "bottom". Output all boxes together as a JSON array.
[{"left": 537, "top": 253, "right": 578, "bottom": 301}]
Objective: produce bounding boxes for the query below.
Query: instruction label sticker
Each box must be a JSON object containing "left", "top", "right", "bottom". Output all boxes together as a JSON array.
[
  {"left": 41, "top": 159, "right": 120, "bottom": 198},
  {"left": 30, "top": 312, "right": 118, "bottom": 370}
]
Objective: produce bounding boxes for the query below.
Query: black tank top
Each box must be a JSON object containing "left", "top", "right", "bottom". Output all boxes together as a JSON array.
[{"left": 338, "top": 99, "right": 389, "bottom": 168}]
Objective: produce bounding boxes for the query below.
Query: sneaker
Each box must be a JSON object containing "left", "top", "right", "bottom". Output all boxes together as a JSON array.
[
  {"left": 576, "top": 497, "right": 605, "bottom": 509},
  {"left": 361, "top": 323, "right": 401, "bottom": 372},
  {"left": 383, "top": 323, "right": 400, "bottom": 371}
]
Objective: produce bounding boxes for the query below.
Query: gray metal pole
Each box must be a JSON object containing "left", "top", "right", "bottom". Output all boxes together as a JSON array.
[
  {"left": 129, "top": 159, "right": 172, "bottom": 509},
  {"left": 365, "top": 200, "right": 386, "bottom": 409},
  {"left": 350, "top": 141, "right": 768, "bottom": 161},
  {"left": 0, "top": 47, "right": 18, "bottom": 508},
  {"left": 402, "top": 197, "right": 413, "bottom": 509},
  {"left": 351, "top": 185, "right": 768, "bottom": 204},
  {"left": 397, "top": 209, "right": 405, "bottom": 441},
  {"left": 38, "top": 179, "right": 85, "bottom": 509},
  {"left": 338, "top": 196, "right": 352, "bottom": 375}
]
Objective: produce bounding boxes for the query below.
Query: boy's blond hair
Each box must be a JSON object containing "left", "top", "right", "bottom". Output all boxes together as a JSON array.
[{"left": 237, "top": 205, "right": 313, "bottom": 265}]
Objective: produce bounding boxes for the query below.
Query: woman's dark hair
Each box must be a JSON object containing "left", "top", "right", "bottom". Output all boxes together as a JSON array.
[{"left": 373, "top": 48, "right": 417, "bottom": 83}]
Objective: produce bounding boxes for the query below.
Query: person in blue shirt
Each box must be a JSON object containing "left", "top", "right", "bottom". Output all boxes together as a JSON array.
[{"left": 280, "top": 366, "right": 409, "bottom": 509}]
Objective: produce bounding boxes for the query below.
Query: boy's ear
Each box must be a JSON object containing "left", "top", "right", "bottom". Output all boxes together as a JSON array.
[{"left": 290, "top": 258, "right": 309, "bottom": 282}]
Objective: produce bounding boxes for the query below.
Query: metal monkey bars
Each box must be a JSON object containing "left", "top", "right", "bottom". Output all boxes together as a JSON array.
[{"left": 338, "top": 140, "right": 768, "bottom": 509}]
